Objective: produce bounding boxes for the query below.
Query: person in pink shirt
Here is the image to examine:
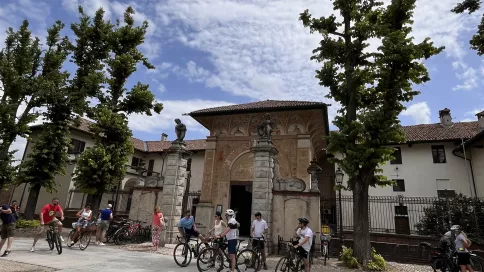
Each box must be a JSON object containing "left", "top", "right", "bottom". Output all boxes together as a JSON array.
[{"left": 152, "top": 207, "right": 164, "bottom": 250}]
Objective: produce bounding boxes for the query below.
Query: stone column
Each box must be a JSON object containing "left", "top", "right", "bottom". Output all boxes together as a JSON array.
[
  {"left": 251, "top": 139, "right": 278, "bottom": 254},
  {"left": 161, "top": 142, "right": 192, "bottom": 244},
  {"left": 307, "top": 156, "right": 322, "bottom": 192}
]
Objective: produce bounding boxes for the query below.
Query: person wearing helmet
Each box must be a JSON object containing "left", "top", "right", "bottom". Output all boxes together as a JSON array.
[
  {"left": 294, "top": 217, "right": 312, "bottom": 272},
  {"left": 453, "top": 225, "right": 474, "bottom": 272},
  {"left": 215, "top": 209, "right": 239, "bottom": 272}
]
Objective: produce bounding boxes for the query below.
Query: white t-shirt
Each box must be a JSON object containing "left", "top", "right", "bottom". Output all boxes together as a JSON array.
[
  {"left": 296, "top": 227, "right": 313, "bottom": 252},
  {"left": 226, "top": 217, "right": 238, "bottom": 240},
  {"left": 252, "top": 219, "right": 268, "bottom": 239},
  {"left": 80, "top": 209, "right": 92, "bottom": 219}
]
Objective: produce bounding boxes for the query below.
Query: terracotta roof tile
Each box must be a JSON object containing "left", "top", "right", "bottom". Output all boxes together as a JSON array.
[
  {"left": 402, "top": 121, "right": 481, "bottom": 142},
  {"left": 189, "top": 100, "right": 327, "bottom": 115}
]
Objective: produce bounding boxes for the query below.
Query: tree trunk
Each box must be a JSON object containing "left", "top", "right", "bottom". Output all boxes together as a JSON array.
[
  {"left": 352, "top": 179, "right": 371, "bottom": 266},
  {"left": 24, "top": 184, "right": 41, "bottom": 220},
  {"left": 86, "top": 193, "right": 103, "bottom": 216}
]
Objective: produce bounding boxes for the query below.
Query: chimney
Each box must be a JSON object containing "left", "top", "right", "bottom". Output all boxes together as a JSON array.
[
  {"left": 477, "top": 111, "right": 484, "bottom": 129},
  {"left": 439, "top": 108, "right": 453, "bottom": 127},
  {"left": 161, "top": 133, "right": 168, "bottom": 141}
]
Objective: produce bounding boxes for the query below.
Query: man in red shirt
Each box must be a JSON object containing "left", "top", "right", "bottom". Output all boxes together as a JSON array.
[{"left": 30, "top": 198, "right": 64, "bottom": 252}]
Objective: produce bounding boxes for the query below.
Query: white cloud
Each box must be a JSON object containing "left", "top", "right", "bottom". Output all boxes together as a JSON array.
[
  {"left": 158, "top": 84, "right": 166, "bottom": 93},
  {"left": 465, "top": 108, "right": 484, "bottom": 117},
  {"left": 127, "top": 99, "right": 234, "bottom": 136},
  {"left": 452, "top": 61, "right": 479, "bottom": 91},
  {"left": 401, "top": 102, "right": 432, "bottom": 124}
]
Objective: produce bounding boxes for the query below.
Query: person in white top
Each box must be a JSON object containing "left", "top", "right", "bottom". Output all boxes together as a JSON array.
[
  {"left": 216, "top": 209, "right": 239, "bottom": 272},
  {"left": 251, "top": 212, "right": 268, "bottom": 270},
  {"left": 294, "top": 217, "right": 313, "bottom": 272},
  {"left": 209, "top": 212, "right": 227, "bottom": 237},
  {"left": 70, "top": 204, "right": 92, "bottom": 246}
]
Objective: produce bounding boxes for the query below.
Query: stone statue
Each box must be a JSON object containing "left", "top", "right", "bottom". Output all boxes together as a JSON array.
[
  {"left": 257, "top": 113, "right": 274, "bottom": 140},
  {"left": 174, "top": 118, "right": 186, "bottom": 142}
]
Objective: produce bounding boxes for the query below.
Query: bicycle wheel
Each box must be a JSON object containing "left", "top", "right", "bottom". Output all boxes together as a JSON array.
[
  {"left": 470, "top": 255, "right": 484, "bottom": 271},
  {"left": 114, "top": 228, "right": 128, "bottom": 245},
  {"left": 275, "top": 257, "right": 289, "bottom": 272},
  {"left": 197, "top": 247, "right": 222, "bottom": 271},
  {"left": 322, "top": 244, "right": 328, "bottom": 265},
  {"left": 79, "top": 232, "right": 91, "bottom": 250},
  {"left": 66, "top": 230, "right": 75, "bottom": 248},
  {"left": 237, "top": 249, "right": 260, "bottom": 271},
  {"left": 46, "top": 230, "right": 54, "bottom": 250},
  {"left": 53, "top": 232, "right": 62, "bottom": 254},
  {"left": 135, "top": 228, "right": 144, "bottom": 244},
  {"left": 174, "top": 243, "right": 192, "bottom": 267}
]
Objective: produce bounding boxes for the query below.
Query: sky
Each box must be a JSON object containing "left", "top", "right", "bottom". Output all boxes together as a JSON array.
[{"left": 1, "top": 0, "right": 484, "bottom": 163}]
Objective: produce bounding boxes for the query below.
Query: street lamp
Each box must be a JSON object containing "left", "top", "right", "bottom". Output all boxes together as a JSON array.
[{"left": 335, "top": 167, "right": 344, "bottom": 243}]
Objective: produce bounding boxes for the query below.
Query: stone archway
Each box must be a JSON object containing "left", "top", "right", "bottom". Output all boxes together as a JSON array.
[{"left": 229, "top": 151, "right": 254, "bottom": 236}]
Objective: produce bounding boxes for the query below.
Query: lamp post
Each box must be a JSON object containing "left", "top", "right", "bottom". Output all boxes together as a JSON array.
[{"left": 335, "top": 167, "right": 344, "bottom": 243}]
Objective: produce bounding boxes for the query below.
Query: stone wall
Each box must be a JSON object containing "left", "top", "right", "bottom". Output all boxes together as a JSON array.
[{"left": 128, "top": 188, "right": 162, "bottom": 226}]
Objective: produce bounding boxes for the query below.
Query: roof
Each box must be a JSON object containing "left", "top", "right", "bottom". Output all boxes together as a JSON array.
[
  {"left": 188, "top": 100, "right": 328, "bottom": 116},
  {"left": 30, "top": 118, "right": 206, "bottom": 153},
  {"left": 401, "top": 121, "right": 482, "bottom": 143}
]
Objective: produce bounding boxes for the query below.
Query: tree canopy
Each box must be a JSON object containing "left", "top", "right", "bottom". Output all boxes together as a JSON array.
[
  {"left": 300, "top": 0, "right": 443, "bottom": 265},
  {"left": 452, "top": 0, "right": 484, "bottom": 55}
]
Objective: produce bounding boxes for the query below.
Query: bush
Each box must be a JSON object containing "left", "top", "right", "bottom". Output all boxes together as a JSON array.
[
  {"left": 15, "top": 219, "right": 40, "bottom": 228},
  {"left": 367, "top": 248, "right": 387, "bottom": 271},
  {"left": 340, "top": 246, "right": 359, "bottom": 269}
]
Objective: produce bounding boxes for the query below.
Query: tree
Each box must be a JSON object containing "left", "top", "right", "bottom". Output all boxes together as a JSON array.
[
  {"left": 452, "top": 0, "right": 484, "bottom": 55},
  {"left": 17, "top": 21, "right": 73, "bottom": 219},
  {"left": 0, "top": 21, "right": 45, "bottom": 189},
  {"left": 72, "top": 6, "right": 162, "bottom": 214},
  {"left": 300, "top": 0, "right": 443, "bottom": 265}
]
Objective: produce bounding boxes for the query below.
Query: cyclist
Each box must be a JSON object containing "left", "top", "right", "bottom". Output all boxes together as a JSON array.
[
  {"left": 69, "top": 204, "right": 92, "bottom": 247},
  {"left": 251, "top": 212, "right": 268, "bottom": 270},
  {"left": 453, "top": 225, "right": 474, "bottom": 272},
  {"left": 177, "top": 209, "right": 208, "bottom": 243},
  {"left": 294, "top": 217, "right": 313, "bottom": 272},
  {"left": 215, "top": 209, "right": 239, "bottom": 272},
  {"left": 30, "top": 198, "right": 64, "bottom": 252}
]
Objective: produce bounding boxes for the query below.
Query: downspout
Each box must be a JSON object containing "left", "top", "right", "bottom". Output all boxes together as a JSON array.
[{"left": 452, "top": 142, "right": 478, "bottom": 198}]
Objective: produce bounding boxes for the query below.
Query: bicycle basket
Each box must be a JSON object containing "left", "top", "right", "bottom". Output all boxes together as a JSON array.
[{"left": 71, "top": 222, "right": 76, "bottom": 229}]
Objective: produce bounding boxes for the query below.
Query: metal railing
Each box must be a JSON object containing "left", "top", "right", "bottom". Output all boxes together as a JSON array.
[{"left": 66, "top": 189, "right": 131, "bottom": 213}]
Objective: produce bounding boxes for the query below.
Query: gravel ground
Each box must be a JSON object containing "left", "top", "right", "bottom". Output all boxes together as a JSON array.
[
  {"left": 106, "top": 242, "right": 434, "bottom": 271},
  {"left": 13, "top": 227, "right": 72, "bottom": 238},
  {"left": 0, "top": 259, "right": 56, "bottom": 272}
]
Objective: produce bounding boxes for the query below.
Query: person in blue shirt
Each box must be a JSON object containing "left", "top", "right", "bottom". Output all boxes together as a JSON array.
[
  {"left": 178, "top": 209, "right": 207, "bottom": 243},
  {"left": 96, "top": 204, "right": 113, "bottom": 245}
]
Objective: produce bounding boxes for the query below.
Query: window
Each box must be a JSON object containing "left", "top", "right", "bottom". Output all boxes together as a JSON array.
[
  {"left": 390, "top": 147, "right": 402, "bottom": 164},
  {"left": 392, "top": 179, "right": 405, "bottom": 192},
  {"left": 437, "top": 189, "right": 456, "bottom": 198},
  {"left": 431, "top": 145, "right": 446, "bottom": 163},
  {"left": 68, "top": 139, "right": 85, "bottom": 154},
  {"left": 187, "top": 158, "right": 192, "bottom": 171},
  {"left": 147, "top": 159, "right": 154, "bottom": 176},
  {"left": 131, "top": 157, "right": 144, "bottom": 168}
]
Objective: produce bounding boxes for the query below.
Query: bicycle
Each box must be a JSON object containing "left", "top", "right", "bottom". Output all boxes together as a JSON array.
[
  {"left": 275, "top": 242, "right": 312, "bottom": 272},
  {"left": 249, "top": 236, "right": 266, "bottom": 270},
  {"left": 67, "top": 221, "right": 96, "bottom": 250},
  {"left": 321, "top": 233, "right": 331, "bottom": 265},
  {"left": 197, "top": 237, "right": 259, "bottom": 272},
  {"left": 46, "top": 224, "right": 62, "bottom": 255},
  {"left": 114, "top": 220, "right": 145, "bottom": 245},
  {"left": 174, "top": 235, "right": 211, "bottom": 267}
]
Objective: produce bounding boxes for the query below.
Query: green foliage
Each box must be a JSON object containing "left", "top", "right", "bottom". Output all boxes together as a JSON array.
[
  {"left": 367, "top": 248, "right": 387, "bottom": 271},
  {"left": 452, "top": 0, "right": 484, "bottom": 55},
  {"left": 340, "top": 246, "right": 360, "bottom": 269},
  {"left": 415, "top": 194, "right": 484, "bottom": 244},
  {"left": 15, "top": 219, "right": 41, "bottom": 228},
  {"left": 72, "top": 6, "right": 162, "bottom": 199}
]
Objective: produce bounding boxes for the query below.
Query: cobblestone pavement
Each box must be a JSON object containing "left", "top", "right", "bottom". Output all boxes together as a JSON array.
[{"left": 0, "top": 259, "right": 56, "bottom": 272}]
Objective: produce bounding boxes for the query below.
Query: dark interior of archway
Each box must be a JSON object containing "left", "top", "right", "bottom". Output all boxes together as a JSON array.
[{"left": 230, "top": 185, "right": 252, "bottom": 236}]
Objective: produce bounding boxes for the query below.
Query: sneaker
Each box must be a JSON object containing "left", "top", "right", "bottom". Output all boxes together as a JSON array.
[
  {"left": 69, "top": 241, "right": 75, "bottom": 246},
  {"left": 99, "top": 242, "right": 105, "bottom": 246},
  {"left": 1, "top": 250, "right": 11, "bottom": 257},
  {"left": 80, "top": 244, "right": 84, "bottom": 248},
  {"left": 95, "top": 241, "right": 99, "bottom": 245},
  {"left": 30, "top": 247, "right": 35, "bottom": 252},
  {"left": 60, "top": 236, "right": 65, "bottom": 242},
  {"left": 263, "top": 264, "right": 268, "bottom": 270}
]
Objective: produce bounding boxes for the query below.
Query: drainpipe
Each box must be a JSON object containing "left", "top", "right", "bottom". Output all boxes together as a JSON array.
[{"left": 452, "top": 139, "right": 478, "bottom": 197}]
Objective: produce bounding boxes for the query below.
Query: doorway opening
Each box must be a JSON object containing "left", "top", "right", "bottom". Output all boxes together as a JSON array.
[{"left": 230, "top": 184, "right": 252, "bottom": 237}]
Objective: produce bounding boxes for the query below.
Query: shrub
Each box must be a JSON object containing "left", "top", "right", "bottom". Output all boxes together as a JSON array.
[
  {"left": 340, "top": 246, "right": 359, "bottom": 269},
  {"left": 367, "top": 248, "right": 387, "bottom": 271},
  {"left": 15, "top": 219, "right": 40, "bottom": 228}
]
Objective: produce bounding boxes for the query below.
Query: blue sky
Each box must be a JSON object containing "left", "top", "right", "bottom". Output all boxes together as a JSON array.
[{"left": 2, "top": 0, "right": 484, "bottom": 161}]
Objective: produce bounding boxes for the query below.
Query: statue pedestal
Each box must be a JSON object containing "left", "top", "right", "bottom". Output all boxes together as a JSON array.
[
  {"left": 251, "top": 139, "right": 278, "bottom": 254},
  {"left": 161, "top": 141, "right": 192, "bottom": 244}
]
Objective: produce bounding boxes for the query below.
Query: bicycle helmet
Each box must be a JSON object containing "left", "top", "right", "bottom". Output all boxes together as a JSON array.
[
  {"left": 450, "top": 225, "right": 461, "bottom": 231},
  {"left": 226, "top": 209, "right": 235, "bottom": 216},
  {"left": 298, "top": 217, "right": 309, "bottom": 224}
]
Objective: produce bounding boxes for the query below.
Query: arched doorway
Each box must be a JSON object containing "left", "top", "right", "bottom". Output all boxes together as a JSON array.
[{"left": 230, "top": 151, "right": 253, "bottom": 236}]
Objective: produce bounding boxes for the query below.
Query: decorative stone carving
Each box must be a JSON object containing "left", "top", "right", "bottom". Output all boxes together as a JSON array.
[
  {"left": 307, "top": 156, "right": 322, "bottom": 192},
  {"left": 144, "top": 177, "right": 159, "bottom": 187},
  {"left": 174, "top": 118, "right": 187, "bottom": 143},
  {"left": 257, "top": 113, "right": 275, "bottom": 140},
  {"left": 230, "top": 152, "right": 254, "bottom": 181},
  {"left": 288, "top": 123, "right": 304, "bottom": 134},
  {"left": 231, "top": 126, "right": 245, "bottom": 136}
]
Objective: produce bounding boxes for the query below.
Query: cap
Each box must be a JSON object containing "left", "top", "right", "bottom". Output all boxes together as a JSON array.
[{"left": 107, "top": 204, "right": 113, "bottom": 208}]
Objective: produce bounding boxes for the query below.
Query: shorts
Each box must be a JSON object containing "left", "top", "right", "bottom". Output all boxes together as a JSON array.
[
  {"left": 184, "top": 227, "right": 200, "bottom": 238},
  {"left": 297, "top": 247, "right": 309, "bottom": 259},
  {"left": 252, "top": 239, "right": 265, "bottom": 249},
  {"left": 457, "top": 252, "right": 471, "bottom": 265},
  {"left": 1, "top": 223, "right": 15, "bottom": 239},
  {"left": 76, "top": 218, "right": 89, "bottom": 228},
  {"left": 227, "top": 239, "right": 237, "bottom": 254},
  {"left": 37, "top": 218, "right": 62, "bottom": 236},
  {"left": 99, "top": 220, "right": 110, "bottom": 231}
]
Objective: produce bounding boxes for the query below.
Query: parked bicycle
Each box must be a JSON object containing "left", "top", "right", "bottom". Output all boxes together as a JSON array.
[
  {"left": 105, "top": 218, "right": 128, "bottom": 243},
  {"left": 114, "top": 220, "right": 145, "bottom": 245},
  {"left": 321, "top": 233, "right": 331, "bottom": 265},
  {"left": 174, "top": 235, "right": 210, "bottom": 267},
  {"left": 197, "top": 237, "right": 259, "bottom": 272},
  {"left": 46, "top": 224, "right": 62, "bottom": 255},
  {"left": 67, "top": 221, "right": 96, "bottom": 250}
]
